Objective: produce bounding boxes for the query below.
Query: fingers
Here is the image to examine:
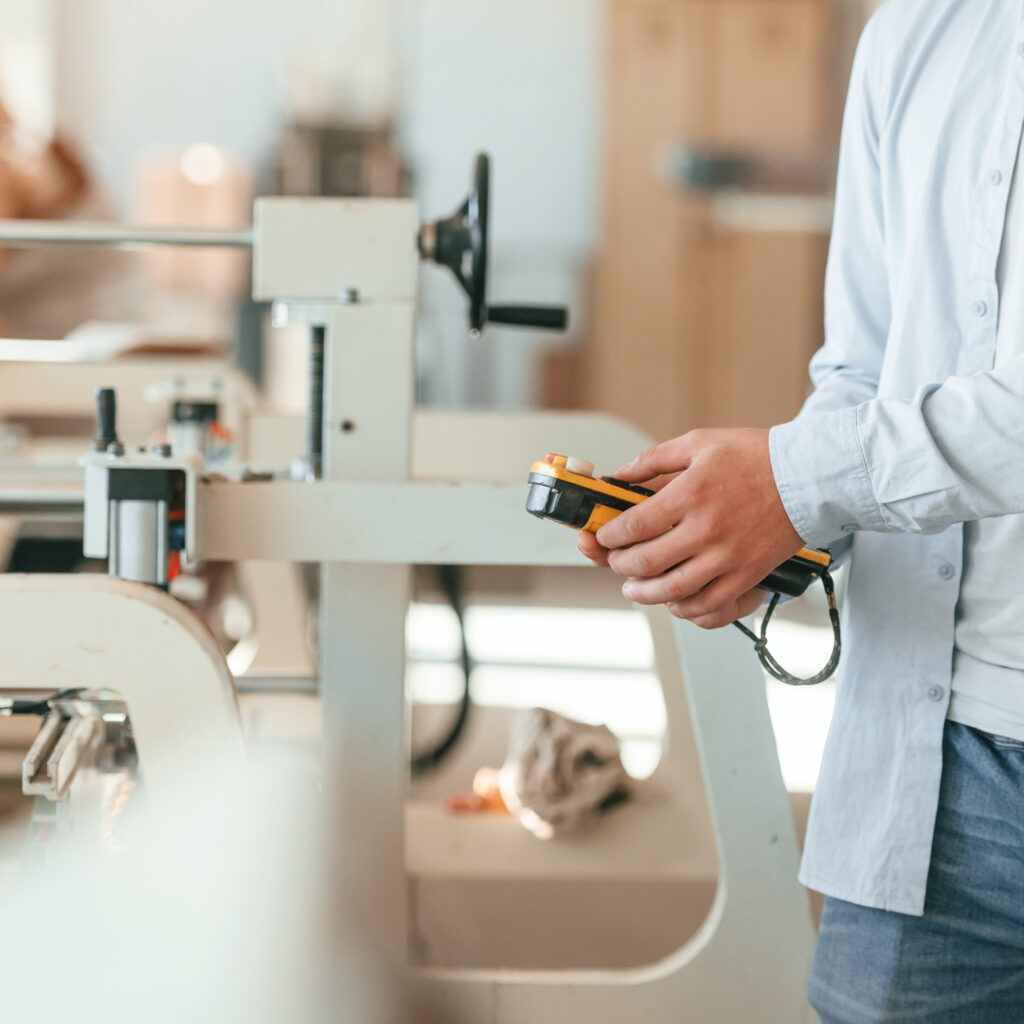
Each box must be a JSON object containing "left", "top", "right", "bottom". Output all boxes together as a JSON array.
[
  {"left": 613, "top": 433, "right": 702, "bottom": 483},
  {"left": 606, "top": 527, "right": 698, "bottom": 579},
  {"left": 668, "top": 585, "right": 766, "bottom": 629},
  {"left": 577, "top": 530, "right": 610, "bottom": 567},
  {"left": 595, "top": 483, "right": 685, "bottom": 550},
  {"left": 620, "top": 553, "right": 726, "bottom": 606}
]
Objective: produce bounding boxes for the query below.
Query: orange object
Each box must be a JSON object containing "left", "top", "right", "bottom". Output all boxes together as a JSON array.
[{"left": 444, "top": 766, "right": 509, "bottom": 815}]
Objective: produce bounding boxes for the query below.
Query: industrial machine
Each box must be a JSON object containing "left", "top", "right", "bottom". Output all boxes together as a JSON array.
[{"left": 0, "top": 154, "right": 815, "bottom": 1021}]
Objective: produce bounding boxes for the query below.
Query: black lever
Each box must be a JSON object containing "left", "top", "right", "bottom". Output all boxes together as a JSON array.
[
  {"left": 92, "top": 387, "right": 119, "bottom": 452},
  {"left": 418, "top": 152, "right": 569, "bottom": 336},
  {"left": 487, "top": 305, "right": 568, "bottom": 330}
]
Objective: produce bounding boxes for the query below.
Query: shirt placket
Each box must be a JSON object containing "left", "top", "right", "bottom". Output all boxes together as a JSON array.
[{"left": 962, "top": 26, "right": 1024, "bottom": 380}]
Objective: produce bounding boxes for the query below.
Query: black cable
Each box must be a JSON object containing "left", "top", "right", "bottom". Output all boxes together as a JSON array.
[
  {"left": 410, "top": 565, "right": 473, "bottom": 775},
  {"left": 1, "top": 687, "right": 85, "bottom": 716},
  {"left": 732, "top": 570, "right": 841, "bottom": 685}
]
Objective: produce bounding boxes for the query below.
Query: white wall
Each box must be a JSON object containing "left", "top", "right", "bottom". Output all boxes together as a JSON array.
[
  {"left": 53, "top": 0, "right": 397, "bottom": 206},
  {"left": 0, "top": 0, "right": 54, "bottom": 136},
  {"left": 400, "top": 0, "right": 601, "bottom": 406},
  {"left": 51, "top": 0, "right": 601, "bottom": 407}
]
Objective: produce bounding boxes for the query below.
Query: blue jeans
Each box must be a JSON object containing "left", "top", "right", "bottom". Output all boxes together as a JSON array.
[{"left": 809, "top": 721, "right": 1024, "bottom": 1023}]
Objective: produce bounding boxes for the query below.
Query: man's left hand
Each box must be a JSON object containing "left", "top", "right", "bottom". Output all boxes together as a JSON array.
[{"left": 595, "top": 428, "right": 804, "bottom": 629}]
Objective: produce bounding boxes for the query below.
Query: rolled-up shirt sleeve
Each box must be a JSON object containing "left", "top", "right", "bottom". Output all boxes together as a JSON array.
[
  {"left": 771, "top": 407, "right": 886, "bottom": 546},
  {"left": 779, "top": 359, "right": 1024, "bottom": 544}
]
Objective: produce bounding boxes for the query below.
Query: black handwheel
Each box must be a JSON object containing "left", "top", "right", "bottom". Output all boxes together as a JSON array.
[
  {"left": 466, "top": 153, "right": 489, "bottom": 333},
  {"left": 419, "top": 152, "right": 568, "bottom": 336}
]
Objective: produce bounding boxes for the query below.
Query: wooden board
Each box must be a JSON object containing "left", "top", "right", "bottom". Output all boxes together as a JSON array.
[
  {"left": 578, "top": 0, "right": 843, "bottom": 439},
  {"left": 590, "top": 0, "right": 713, "bottom": 441}
]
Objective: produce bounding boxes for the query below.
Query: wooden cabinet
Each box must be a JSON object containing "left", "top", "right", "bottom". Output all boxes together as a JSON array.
[{"left": 576, "top": 0, "right": 848, "bottom": 439}]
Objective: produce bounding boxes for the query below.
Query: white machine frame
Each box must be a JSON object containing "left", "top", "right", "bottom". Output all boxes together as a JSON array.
[
  {"left": 0, "top": 197, "right": 815, "bottom": 1020},
  {"left": 0, "top": 575, "right": 244, "bottom": 809}
]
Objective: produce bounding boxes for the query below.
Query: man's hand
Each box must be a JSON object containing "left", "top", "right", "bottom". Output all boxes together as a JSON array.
[
  {"left": 577, "top": 469, "right": 678, "bottom": 568},
  {"left": 581, "top": 428, "right": 804, "bottom": 629}
]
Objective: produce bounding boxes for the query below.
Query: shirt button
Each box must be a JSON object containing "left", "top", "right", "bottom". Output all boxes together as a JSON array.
[
  {"left": 937, "top": 561, "right": 955, "bottom": 580},
  {"left": 928, "top": 685, "right": 945, "bottom": 702},
  {"left": 1017, "top": 42, "right": 1024, "bottom": 57},
  {"left": 972, "top": 300, "right": 989, "bottom": 318},
  {"left": 840, "top": 523, "right": 858, "bottom": 533},
  {"left": 990, "top": 170, "right": 1004, "bottom": 186}
]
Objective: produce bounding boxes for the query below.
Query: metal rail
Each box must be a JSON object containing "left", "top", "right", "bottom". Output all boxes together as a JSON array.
[
  {"left": 0, "top": 220, "right": 254, "bottom": 250},
  {"left": 233, "top": 674, "right": 318, "bottom": 695},
  {"left": 0, "top": 489, "right": 85, "bottom": 515}
]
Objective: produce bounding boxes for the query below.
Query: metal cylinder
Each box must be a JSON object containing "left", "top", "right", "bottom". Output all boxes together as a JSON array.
[
  {"left": 155, "top": 500, "right": 169, "bottom": 585},
  {"left": 113, "top": 500, "right": 162, "bottom": 585}
]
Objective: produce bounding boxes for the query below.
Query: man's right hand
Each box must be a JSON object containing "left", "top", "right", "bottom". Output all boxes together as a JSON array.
[{"left": 577, "top": 467, "right": 680, "bottom": 569}]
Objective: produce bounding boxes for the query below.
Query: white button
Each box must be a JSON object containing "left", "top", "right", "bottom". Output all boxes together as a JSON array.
[
  {"left": 840, "top": 523, "right": 858, "bottom": 533},
  {"left": 937, "top": 562, "right": 955, "bottom": 580},
  {"left": 1017, "top": 42, "right": 1024, "bottom": 57},
  {"left": 928, "top": 685, "right": 945, "bottom": 702},
  {"left": 973, "top": 300, "right": 989, "bottom": 318},
  {"left": 565, "top": 456, "right": 595, "bottom": 477},
  {"left": 990, "top": 170, "right": 1003, "bottom": 186}
]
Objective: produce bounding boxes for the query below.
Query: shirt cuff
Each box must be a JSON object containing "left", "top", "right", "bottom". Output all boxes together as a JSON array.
[{"left": 769, "top": 405, "right": 886, "bottom": 548}]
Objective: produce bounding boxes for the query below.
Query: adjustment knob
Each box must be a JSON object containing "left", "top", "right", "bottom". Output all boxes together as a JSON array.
[{"left": 92, "top": 387, "right": 118, "bottom": 452}]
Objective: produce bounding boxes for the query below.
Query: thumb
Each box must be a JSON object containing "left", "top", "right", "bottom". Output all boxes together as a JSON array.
[{"left": 615, "top": 435, "right": 697, "bottom": 482}]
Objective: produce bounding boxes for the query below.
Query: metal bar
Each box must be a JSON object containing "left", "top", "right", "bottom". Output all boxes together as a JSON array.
[
  {"left": 233, "top": 674, "right": 318, "bottom": 695},
  {"left": 107, "top": 500, "right": 119, "bottom": 577},
  {"left": 155, "top": 499, "right": 168, "bottom": 585},
  {"left": 0, "top": 220, "right": 253, "bottom": 249},
  {"left": 0, "top": 489, "right": 84, "bottom": 514},
  {"left": 408, "top": 652, "right": 651, "bottom": 674}
]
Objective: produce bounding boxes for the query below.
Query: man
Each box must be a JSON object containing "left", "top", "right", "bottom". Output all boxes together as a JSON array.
[{"left": 580, "top": 2, "right": 1024, "bottom": 1020}]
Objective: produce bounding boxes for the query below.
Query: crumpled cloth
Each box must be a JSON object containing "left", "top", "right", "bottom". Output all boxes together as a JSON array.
[{"left": 498, "top": 708, "right": 632, "bottom": 839}]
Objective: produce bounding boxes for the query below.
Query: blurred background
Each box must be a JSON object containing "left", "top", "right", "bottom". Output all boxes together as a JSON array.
[
  {"left": 0, "top": 0, "right": 884, "bottom": 977},
  {"left": 0, "top": 0, "right": 879, "bottom": 422}
]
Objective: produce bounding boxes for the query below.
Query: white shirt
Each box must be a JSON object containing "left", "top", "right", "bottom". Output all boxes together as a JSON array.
[
  {"left": 951, "top": 125, "right": 1024, "bottom": 741},
  {"left": 768, "top": 0, "right": 1024, "bottom": 915}
]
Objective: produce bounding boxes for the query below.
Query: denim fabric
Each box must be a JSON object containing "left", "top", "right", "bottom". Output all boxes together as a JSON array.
[{"left": 809, "top": 722, "right": 1024, "bottom": 1023}]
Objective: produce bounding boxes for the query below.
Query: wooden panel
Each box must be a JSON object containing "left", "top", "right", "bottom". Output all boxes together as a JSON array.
[
  {"left": 712, "top": 0, "right": 831, "bottom": 149},
  {"left": 582, "top": 0, "right": 839, "bottom": 443},
  {"left": 591, "top": 0, "right": 714, "bottom": 441},
  {"left": 705, "top": 228, "right": 826, "bottom": 428}
]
